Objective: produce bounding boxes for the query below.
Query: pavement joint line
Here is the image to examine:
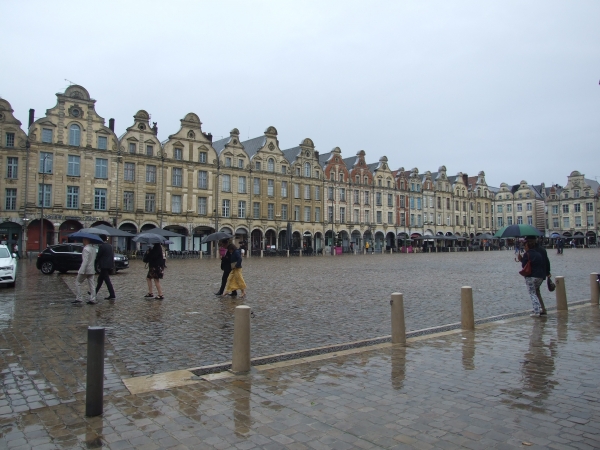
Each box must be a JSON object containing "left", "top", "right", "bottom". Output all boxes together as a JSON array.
[{"left": 122, "top": 299, "right": 593, "bottom": 394}]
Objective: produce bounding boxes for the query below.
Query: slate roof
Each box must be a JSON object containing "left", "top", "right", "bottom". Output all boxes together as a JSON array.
[
  {"left": 318, "top": 151, "right": 332, "bottom": 168},
  {"left": 281, "top": 146, "right": 301, "bottom": 165},
  {"left": 211, "top": 136, "right": 231, "bottom": 155},
  {"left": 342, "top": 156, "right": 357, "bottom": 171},
  {"left": 239, "top": 136, "right": 266, "bottom": 158}
]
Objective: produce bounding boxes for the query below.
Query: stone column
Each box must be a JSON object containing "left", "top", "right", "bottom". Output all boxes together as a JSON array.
[
  {"left": 231, "top": 306, "right": 251, "bottom": 373},
  {"left": 461, "top": 286, "right": 475, "bottom": 330},
  {"left": 391, "top": 293, "right": 406, "bottom": 344},
  {"left": 555, "top": 276, "right": 568, "bottom": 311}
]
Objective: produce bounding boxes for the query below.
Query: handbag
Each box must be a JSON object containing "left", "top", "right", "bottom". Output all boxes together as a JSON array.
[
  {"left": 547, "top": 277, "right": 556, "bottom": 292},
  {"left": 519, "top": 252, "right": 532, "bottom": 277}
]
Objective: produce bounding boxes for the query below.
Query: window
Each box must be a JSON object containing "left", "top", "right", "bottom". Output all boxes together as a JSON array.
[
  {"left": 587, "top": 202, "right": 594, "bottom": 212},
  {"left": 304, "top": 185, "right": 310, "bottom": 200},
  {"left": 95, "top": 158, "right": 108, "bottom": 178},
  {"left": 328, "top": 187, "right": 334, "bottom": 201},
  {"left": 146, "top": 145, "right": 153, "bottom": 156},
  {"left": 562, "top": 217, "right": 570, "bottom": 228},
  {"left": 65, "top": 155, "right": 80, "bottom": 177},
  {"left": 238, "top": 176, "right": 246, "bottom": 193},
  {"left": 365, "top": 210, "right": 370, "bottom": 223},
  {"left": 7, "top": 157, "right": 18, "bottom": 179},
  {"left": 507, "top": 204, "right": 512, "bottom": 212},
  {"left": 574, "top": 216, "right": 581, "bottom": 227},
  {"left": 225, "top": 157, "right": 232, "bottom": 167},
  {"left": 172, "top": 168, "right": 183, "bottom": 187},
  {"left": 129, "top": 143, "right": 136, "bottom": 154},
  {"left": 364, "top": 191, "right": 370, "bottom": 205},
  {"left": 528, "top": 216, "right": 533, "bottom": 225},
  {"left": 198, "top": 197, "right": 207, "bottom": 215},
  {"left": 552, "top": 218, "right": 559, "bottom": 228},
  {"left": 446, "top": 198, "right": 450, "bottom": 209},
  {"left": 238, "top": 159, "right": 244, "bottom": 169},
  {"left": 388, "top": 212, "right": 393, "bottom": 224},
  {"left": 281, "top": 204, "right": 288, "bottom": 220},
  {"left": 354, "top": 190, "right": 360, "bottom": 204},
  {"left": 294, "top": 205, "right": 300, "bottom": 221},
  {"left": 376, "top": 192, "right": 382, "bottom": 206},
  {"left": 123, "top": 191, "right": 134, "bottom": 211},
  {"left": 437, "top": 213, "right": 441, "bottom": 225},
  {"left": 410, "top": 197, "right": 415, "bottom": 209},
  {"left": 268, "top": 179, "right": 274, "bottom": 196},
  {"left": 98, "top": 136, "right": 107, "bottom": 150},
  {"left": 462, "top": 216, "right": 467, "bottom": 226},
  {"left": 418, "top": 214, "right": 422, "bottom": 226},
  {"left": 267, "top": 158, "right": 274, "bottom": 172},
  {"left": 339, "top": 207, "right": 345, "bottom": 223},
  {"left": 222, "top": 174, "right": 231, "bottom": 192},
  {"left": 497, "top": 205, "right": 503, "bottom": 213},
  {"left": 353, "top": 209, "right": 359, "bottom": 223},
  {"left": 327, "top": 205, "right": 334, "bottom": 221},
  {"left": 498, "top": 217, "right": 504, "bottom": 228},
  {"left": 5, "top": 188, "right": 17, "bottom": 210},
  {"left": 94, "top": 188, "right": 107, "bottom": 210},
  {"left": 315, "top": 186, "right": 320, "bottom": 201},
  {"left": 588, "top": 215, "right": 594, "bottom": 226},
  {"left": 65, "top": 186, "right": 79, "bottom": 209},
  {"left": 222, "top": 199, "right": 230, "bottom": 218},
  {"left": 198, "top": 170, "right": 208, "bottom": 189},
  {"left": 124, "top": 163, "right": 135, "bottom": 182},
  {"left": 39, "top": 152, "right": 53, "bottom": 173},
  {"left": 69, "top": 124, "right": 80, "bottom": 146},
  {"left": 199, "top": 151, "right": 207, "bottom": 163},
  {"left": 562, "top": 204, "right": 569, "bottom": 213},
  {"left": 255, "top": 162, "right": 261, "bottom": 171},
  {"left": 172, "top": 195, "right": 182, "bottom": 213},
  {"left": 238, "top": 200, "right": 246, "bottom": 219},
  {"left": 574, "top": 203, "right": 581, "bottom": 213},
  {"left": 298, "top": 167, "right": 302, "bottom": 176},
  {"left": 574, "top": 190, "right": 580, "bottom": 198},
  {"left": 400, "top": 195, "right": 405, "bottom": 207},
  {"left": 339, "top": 173, "right": 344, "bottom": 182},
  {"left": 268, "top": 203, "right": 275, "bottom": 220},
  {"left": 174, "top": 148, "right": 183, "bottom": 161},
  {"left": 253, "top": 177, "right": 260, "bottom": 195},
  {"left": 146, "top": 165, "right": 156, "bottom": 183},
  {"left": 517, "top": 203, "right": 522, "bottom": 212},
  {"left": 507, "top": 216, "right": 513, "bottom": 225},
  {"left": 526, "top": 202, "right": 532, "bottom": 211},
  {"left": 38, "top": 184, "right": 52, "bottom": 207},
  {"left": 281, "top": 181, "right": 288, "bottom": 197},
  {"left": 281, "top": 165, "right": 287, "bottom": 174},
  {"left": 42, "top": 128, "right": 53, "bottom": 143},
  {"left": 315, "top": 207, "right": 321, "bottom": 222},
  {"left": 338, "top": 188, "right": 345, "bottom": 202},
  {"left": 304, "top": 162, "right": 311, "bottom": 177},
  {"left": 294, "top": 183, "right": 300, "bottom": 199},
  {"left": 145, "top": 194, "right": 156, "bottom": 212},
  {"left": 376, "top": 211, "right": 382, "bottom": 224},
  {"left": 411, "top": 214, "right": 415, "bottom": 226},
  {"left": 388, "top": 194, "right": 393, "bottom": 207},
  {"left": 551, "top": 205, "right": 558, "bottom": 214},
  {"left": 253, "top": 202, "right": 260, "bottom": 219}
]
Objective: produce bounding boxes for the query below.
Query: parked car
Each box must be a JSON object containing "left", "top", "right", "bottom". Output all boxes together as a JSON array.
[
  {"left": 0, "top": 244, "right": 17, "bottom": 287},
  {"left": 36, "top": 243, "right": 129, "bottom": 275}
]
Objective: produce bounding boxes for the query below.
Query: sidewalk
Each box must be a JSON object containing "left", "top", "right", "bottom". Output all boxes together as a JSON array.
[{"left": 1, "top": 303, "right": 599, "bottom": 449}]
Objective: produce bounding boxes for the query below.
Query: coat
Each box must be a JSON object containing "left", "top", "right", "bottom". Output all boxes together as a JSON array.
[
  {"left": 521, "top": 249, "right": 546, "bottom": 279},
  {"left": 96, "top": 242, "right": 115, "bottom": 270},
  {"left": 78, "top": 244, "right": 97, "bottom": 275}
]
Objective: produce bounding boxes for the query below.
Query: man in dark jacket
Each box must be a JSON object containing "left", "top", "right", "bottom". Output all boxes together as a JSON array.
[
  {"left": 526, "top": 236, "right": 551, "bottom": 315},
  {"left": 95, "top": 235, "right": 116, "bottom": 300}
]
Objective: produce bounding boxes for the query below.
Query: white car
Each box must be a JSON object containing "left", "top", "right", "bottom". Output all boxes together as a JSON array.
[{"left": 0, "top": 245, "right": 17, "bottom": 288}]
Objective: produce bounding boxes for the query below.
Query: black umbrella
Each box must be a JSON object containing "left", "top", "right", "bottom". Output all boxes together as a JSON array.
[
  {"left": 143, "top": 227, "right": 186, "bottom": 238},
  {"left": 200, "top": 232, "right": 233, "bottom": 244}
]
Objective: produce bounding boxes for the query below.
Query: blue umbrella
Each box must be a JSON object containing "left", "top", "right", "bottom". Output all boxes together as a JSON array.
[{"left": 69, "top": 232, "right": 104, "bottom": 243}]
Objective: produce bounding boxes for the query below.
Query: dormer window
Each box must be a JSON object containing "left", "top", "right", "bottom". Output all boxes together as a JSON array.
[
  {"left": 255, "top": 161, "right": 261, "bottom": 171},
  {"left": 268, "top": 158, "right": 275, "bottom": 172},
  {"left": 98, "top": 136, "right": 107, "bottom": 150},
  {"left": 574, "top": 190, "right": 580, "bottom": 198},
  {"left": 69, "top": 124, "right": 81, "bottom": 146},
  {"left": 225, "top": 157, "right": 232, "bottom": 167},
  {"left": 339, "top": 173, "right": 344, "bottom": 182},
  {"left": 174, "top": 148, "right": 183, "bottom": 161},
  {"left": 304, "top": 162, "right": 311, "bottom": 177}
]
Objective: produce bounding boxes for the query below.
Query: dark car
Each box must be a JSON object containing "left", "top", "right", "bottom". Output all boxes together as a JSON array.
[{"left": 36, "top": 243, "right": 129, "bottom": 275}]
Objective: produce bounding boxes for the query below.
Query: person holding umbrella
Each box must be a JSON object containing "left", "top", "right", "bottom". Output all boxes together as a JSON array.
[
  {"left": 72, "top": 236, "right": 98, "bottom": 305},
  {"left": 222, "top": 243, "right": 246, "bottom": 299},
  {"left": 517, "top": 239, "right": 545, "bottom": 317},
  {"left": 145, "top": 243, "right": 165, "bottom": 299},
  {"left": 526, "top": 236, "right": 551, "bottom": 316},
  {"left": 215, "top": 240, "right": 237, "bottom": 297}
]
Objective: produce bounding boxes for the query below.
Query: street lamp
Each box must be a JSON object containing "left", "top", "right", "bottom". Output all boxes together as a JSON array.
[
  {"left": 115, "top": 149, "right": 122, "bottom": 227},
  {"left": 158, "top": 150, "right": 166, "bottom": 228}
]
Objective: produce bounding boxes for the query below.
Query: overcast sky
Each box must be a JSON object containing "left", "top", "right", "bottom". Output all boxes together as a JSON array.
[{"left": 2, "top": 0, "right": 598, "bottom": 188}]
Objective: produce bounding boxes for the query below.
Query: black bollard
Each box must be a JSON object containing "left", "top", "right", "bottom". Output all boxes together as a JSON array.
[{"left": 86, "top": 327, "right": 105, "bottom": 417}]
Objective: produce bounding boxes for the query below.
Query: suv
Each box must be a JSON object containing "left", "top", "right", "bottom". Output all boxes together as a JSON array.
[
  {"left": 0, "top": 245, "right": 17, "bottom": 287},
  {"left": 36, "top": 243, "right": 129, "bottom": 275}
]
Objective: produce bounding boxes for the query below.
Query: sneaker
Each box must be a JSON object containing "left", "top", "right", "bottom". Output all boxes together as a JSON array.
[
  {"left": 87, "top": 300, "right": 97, "bottom": 305},
  {"left": 530, "top": 313, "right": 540, "bottom": 317},
  {"left": 144, "top": 293, "right": 154, "bottom": 298}
]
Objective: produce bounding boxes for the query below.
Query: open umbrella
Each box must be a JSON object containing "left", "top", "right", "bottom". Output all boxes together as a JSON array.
[
  {"left": 201, "top": 232, "right": 233, "bottom": 244},
  {"left": 494, "top": 224, "right": 542, "bottom": 238},
  {"left": 79, "top": 225, "right": 134, "bottom": 237},
  {"left": 133, "top": 233, "right": 173, "bottom": 244},
  {"left": 475, "top": 233, "right": 495, "bottom": 240},
  {"left": 69, "top": 232, "right": 104, "bottom": 244},
  {"left": 143, "top": 227, "right": 186, "bottom": 238}
]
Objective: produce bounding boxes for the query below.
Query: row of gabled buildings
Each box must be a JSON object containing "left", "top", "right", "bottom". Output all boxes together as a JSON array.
[{"left": 0, "top": 85, "right": 597, "bottom": 253}]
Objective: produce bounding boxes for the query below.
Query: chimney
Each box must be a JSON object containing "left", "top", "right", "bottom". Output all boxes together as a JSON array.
[
  {"left": 109, "top": 118, "right": 115, "bottom": 132},
  {"left": 28, "top": 109, "right": 35, "bottom": 128},
  {"left": 207, "top": 132, "right": 212, "bottom": 143},
  {"left": 462, "top": 173, "right": 469, "bottom": 186}
]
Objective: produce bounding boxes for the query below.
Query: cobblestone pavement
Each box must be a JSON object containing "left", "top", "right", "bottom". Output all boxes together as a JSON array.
[{"left": 0, "top": 296, "right": 599, "bottom": 449}]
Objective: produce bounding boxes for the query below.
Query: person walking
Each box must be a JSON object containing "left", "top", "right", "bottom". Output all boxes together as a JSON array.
[
  {"left": 95, "top": 234, "right": 116, "bottom": 300},
  {"left": 215, "top": 240, "right": 236, "bottom": 297},
  {"left": 144, "top": 243, "right": 165, "bottom": 299},
  {"left": 222, "top": 244, "right": 246, "bottom": 299},
  {"left": 12, "top": 243, "right": 19, "bottom": 259},
  {"left": 526, "top": 236, "right": 550, "bottom": 316},
  {"left": 73, "top": 237, "right": 97, "bottom": 305},
  {"left": 518, "top": 239, "right": 546, "bottom": 317}
]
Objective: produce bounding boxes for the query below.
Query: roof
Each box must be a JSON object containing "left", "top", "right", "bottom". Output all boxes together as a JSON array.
[
  {"left": 281, "top": 146, "right": 301, "bottom": 164},
  {"left": 318, "top": 151, "right": 332, "bottom": 168},
  {"left": 342, "top": 156, "right": 357, "bottom": 171},
  {"left": 211, "top": 136, "right": 230, "bottom": 154},
  {"left": 239, "top": 136, "right": 267, "bottom": 159}
]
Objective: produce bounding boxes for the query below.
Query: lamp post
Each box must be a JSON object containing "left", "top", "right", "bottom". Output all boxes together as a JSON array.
[
  {"left": 115, "top": 149, "right": 122, "bottom": 228},
  {"left": 158, "top": 150, "right": 166, "bottom": 228},
  {"left": 330, "top": 180, "right": 335, "bottom": 255}
]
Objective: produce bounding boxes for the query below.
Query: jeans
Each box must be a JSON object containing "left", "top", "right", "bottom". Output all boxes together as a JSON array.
[
  {"left": 525, "top": 277, "right": 543, "bottom": 314},
  {"left": 96, "top": 268, "right": 116, "bottom": 298}
]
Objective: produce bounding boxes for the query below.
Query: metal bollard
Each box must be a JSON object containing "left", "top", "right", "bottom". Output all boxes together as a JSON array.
[
  {"left": 555, "top": 276, "right": 568, "bottom": 310},
  {"left": 86, "top": 327, "right": 105, "bottom": 417},
  {"left": 286, "top": 249, "right": 289, "bottom": 257},
  {"left": 260, "top": 250, "right": 263, "bottom": 258},
  {"left": 199, "top": 251, "right": 203, "bottom": 259},
  {"left": 299, "top": 249, "right": 302, "bottom": 257},
  {"left": 232, "top": 306, "right": 251, "bottom": 373},
  {"left": 390, "top": 293, "right": 406, "bottom": 344},
  {"left": 590, "top": 273, "right": 599, "bottom": 305},
  {"left": 461, "top": 286, "right": 475, "bottom": 330}
]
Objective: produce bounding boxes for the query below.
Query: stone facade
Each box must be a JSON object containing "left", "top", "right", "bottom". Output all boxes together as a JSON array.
[{"left": 0, "top": 85, "right": 597, "bottom": 253}]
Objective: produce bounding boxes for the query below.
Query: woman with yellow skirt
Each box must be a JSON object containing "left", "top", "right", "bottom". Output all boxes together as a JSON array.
[{"left": 222, "top": 243, "right": 246, "bottom": 298}]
